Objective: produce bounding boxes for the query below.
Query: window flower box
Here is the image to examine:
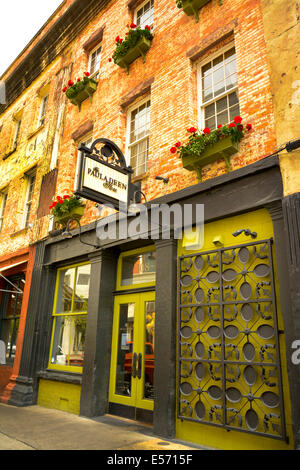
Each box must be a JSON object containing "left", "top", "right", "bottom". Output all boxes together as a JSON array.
[
  {"left": 63, "top": 74, "right": 97, "bottom": 111},
  {"left": 170, "top": 118, "right": 253, "bottom": 181},
  {"left": 111, "top": 23, "right": 153, "bottom": 74},
  {"left": 176, "top": 0, "right": 211, "bottom": 22},
  {"left": 49, "top": 194, "right": 85, "bottom": 227}
]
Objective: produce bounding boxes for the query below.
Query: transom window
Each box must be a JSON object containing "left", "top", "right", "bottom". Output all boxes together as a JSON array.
[
  {"left": 199, "top": 47, "right": 240, "bottom": 130},
  {"left": 127, "top": 98, "right": 151, "bottom": 177},
  {"left": 49, "top": 263, "right": 91, "bottom": 372},
  {"left": 135, "top": 0, "right": 154, "bottom": 28},
  {"left": 88, "top": 44, "right": 102, "bottom": 78}
]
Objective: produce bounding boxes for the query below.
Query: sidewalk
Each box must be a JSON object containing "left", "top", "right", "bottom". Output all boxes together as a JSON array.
[{"left": 0, "top": 403, "right": 203, "bottom": 451}]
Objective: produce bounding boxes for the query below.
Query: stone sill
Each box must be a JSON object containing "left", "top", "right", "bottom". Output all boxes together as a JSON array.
[
  {"left": 10, "top": 227, "right": 28, "bottom": 238},
  {"left": 37, "top": 369, "right": 82, "bottom": 385},
  {"left": 27, "top": 124, "right": 45, "bottom": 140}
]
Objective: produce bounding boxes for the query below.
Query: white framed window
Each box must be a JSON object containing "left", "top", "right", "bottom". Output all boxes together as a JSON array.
[
  {"left": 22, "top": 169, "right": 36, "bottom": 229},
  {"left": 38, "top": 94, "right": 48, "bottom": 128},
  {"left": 126, "top": 97, "right": 151, "bottom": 177},
  {"left": 88, "top": 44, "right": 102, "bottom": 79},
  {"left": 134, "top": 0, "right": 154, "bottom": 28},
  {"left": 198, "top": 46, "right": 240, "bottom": 131},
  {"left": 11, "top": 118, "right": 22, "bottom": 150},
  {"left": 0, "top": 189, "right": 8, "bottom": 232}
]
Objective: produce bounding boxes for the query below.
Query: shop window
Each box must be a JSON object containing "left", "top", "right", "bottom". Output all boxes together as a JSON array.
[
  {"left": 126, "top": 97, "right": 151, "bottom": 177},
  {"left": 134, "top": 0, "right": 154, "bottom": 28},
  {"left": 0, "top": 273, "right": 25, "bottom": 364},
  {"left": 49, "top": 263, "right": 91, "bottom": 372},
  {"left": 0, "top": 188, "right": 8, "bottom": 232},
  {"left": 198, "top": 46, "right": 240, "bottom": 131},
  {"left": 118, "top": 247, "right": 156, "bottom": 288}
]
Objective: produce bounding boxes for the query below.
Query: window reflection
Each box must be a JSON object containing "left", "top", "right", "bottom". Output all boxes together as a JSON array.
[{"left": 121, "top": 251, "right": 156, "bottom": 286}]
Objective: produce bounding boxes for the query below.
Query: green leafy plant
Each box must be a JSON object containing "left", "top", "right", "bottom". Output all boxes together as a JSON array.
[
  {"left": 111, "top": 23, "right": 153, "bottom": 64},
  {"left": 62, "top": 73, "right": 97, "bottom": 100},
  {"left": 49, "top": 194, "right": 84, "bottom": 219},
  {"left": 170, "top": 117, "right": 253, "bottom": 159}
]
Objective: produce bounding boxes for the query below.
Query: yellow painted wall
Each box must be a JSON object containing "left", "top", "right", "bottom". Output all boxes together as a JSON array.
[
  {"left": 37, "top": 379, "right": 81, "bottom": 415},
  {"left": 177, "top": 209, "right": 293, "bottom": 450}
]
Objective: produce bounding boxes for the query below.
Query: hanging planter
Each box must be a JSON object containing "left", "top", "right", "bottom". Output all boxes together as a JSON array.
[
  {"left": 111, "top": 23, "right": 153, "bottom": 74},
  {"left": 170, "top": 118, "right": 253, "bottom": 181},
  {"left": 62, "top": 73, "right": 97, "bottom": 111},
  {"left": 49, "top": 194, "right": 85, "bottom": 227},
  {"left": 176, "top": 0, "right": 211, "bottom": 22}
]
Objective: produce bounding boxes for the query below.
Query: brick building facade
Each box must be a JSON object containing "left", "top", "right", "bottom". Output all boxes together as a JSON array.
[{"left": 0, "top": 0, "right": 299, "bottom": 450}]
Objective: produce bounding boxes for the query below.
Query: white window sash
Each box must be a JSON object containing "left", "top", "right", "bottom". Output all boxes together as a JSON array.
[
  {"left": 134, "top": 0, "right": 154, "bottom": 28},
  {"left": 21, "top": 173, "right": 36, "bottom": 229},
  {"left": 88, "top": 44, "right": 102, "bottom": 79},
  {"left": 125, "top": 97, "right": 151, "bottom": 173},
  {"left": 197, "top": 43, "right": 238, "bottom": 130}
]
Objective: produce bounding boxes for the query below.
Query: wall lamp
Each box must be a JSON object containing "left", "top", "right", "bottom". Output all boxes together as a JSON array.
[
  {"left": 128, "top": 190, "right": 148, "bottom": 214},
  {"left": 232, "top": 228, "right": 257, "bottom": 239},
  {"left": 62, "top": 218, "right": 100, "bottom": 248}
]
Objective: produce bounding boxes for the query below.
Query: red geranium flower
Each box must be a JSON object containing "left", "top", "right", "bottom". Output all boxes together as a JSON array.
[
  {"left": 228, "top": 123, "right": 236, "bottom": 128},
  {"left": 246, "top": 123, "right": 252, "bottom": 131},
  {"left": 63, "top": 195, "right": 70, "bottom": 199},
  {"left": 62, "top": 86, "right": 67, "bottom": 93},
  {"left": 84, "top": 72, "right": 90, "bottom": 77},
  {"left": 203, "top": 127, "right": 210, "bottom": 135},
  {"left": 68, "top": 80, "right": 74, "bottom": 87},
  {"left": 237, "top": 125, "right": 243, "bottom": 131},
  {"left": 108, "top": 58, "right": 112, "bottom": 62},
  {"left": 234, "top": 116, "right": 242, "bottom": 124},
  {"left": 115, "top": 35, "right": 122, "bottom": 43},
  {"left": 145, "top": 25, "right": 151, "bottom": 30},
  {"left": 217, "top": 124, "right": 223, "bottom": 129},
  {"left": 130, "top": 23, "right": 136, "bottom": 29},
  {"left": 170, "top": 147, "right": 177, "bottom": 154},
  {"left": 77, "top": 78, "right": 81, "bottom": 82},
  {"left": 175, "top": 142, "right": 181, "bottom": 147},
  {"left": 187, "top": 127, "right": 197, "bottom": 133},
  {"left": 52, "top": 201, "right": 57, "bottom": 207}
]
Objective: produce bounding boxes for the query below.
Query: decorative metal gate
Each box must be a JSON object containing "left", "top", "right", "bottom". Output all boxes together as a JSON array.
[{"left": 178, "top": 239, "right": 286, "bottom": 440}]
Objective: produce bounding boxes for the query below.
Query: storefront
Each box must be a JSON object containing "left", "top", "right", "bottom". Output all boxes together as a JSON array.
[
  {"left": 11, "top": 155, "right": 299, "bottom": 449},
  {"left": 0, "top": 246, "right": 35, "bottom": 403}
]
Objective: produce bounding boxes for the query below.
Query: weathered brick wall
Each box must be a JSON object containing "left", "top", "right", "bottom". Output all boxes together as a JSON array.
[
  {"left": 55, "top": 0, "right": 277, "bottom": 228},
  {"left": 0, "top": 0, "right": 280, "bottom": 251}
]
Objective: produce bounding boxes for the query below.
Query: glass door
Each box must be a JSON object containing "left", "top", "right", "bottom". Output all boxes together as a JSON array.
[{"left": 109, "top": 291, "right": 155, "bottom": 416}]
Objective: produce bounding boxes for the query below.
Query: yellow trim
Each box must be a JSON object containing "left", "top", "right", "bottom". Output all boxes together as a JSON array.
[
  {"left": 47, "top": 261, "right": 90, "bottom": 374},
  {"left": 37, "top": 379, "right": 81, "bottom": 415},
  {"left": 109, "top": 291, "right": 155, "bottom": 412},
  {"left": 176, "top": 209, "right": 294, "bottom": 450},
  {"left": 116, "top": 245, "right": 156, "bottom": 291}
]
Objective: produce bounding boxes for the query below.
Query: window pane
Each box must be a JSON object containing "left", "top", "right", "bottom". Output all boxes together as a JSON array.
[
  {"left": 217, "top": 110, "right": 228, "bottom": 127},
  {"left": 229, "top": 91, "right": 239, "bottom": 107},
  {"left": 50, "top": 315, "right": 86, "bottom": 367},
  {"left": 143, "top": 301, "right": 155, "bottom": 399},
  {"left": 229, "top": 104, "right": 240, "bottom": 122},
  {"left": 115, "top": 303, "right": 135, "bottom": 396},
  {"left": 55, "top": 268, "right": 75, "bottom": 313},
  {"left": 136, "top": 0, "right": 154, "bottom": 28},
  {"left": 216, "top": 96, "right": 227, "bottom": 114},
  {"left": 121, "top": 251, "right": 156, "bottom": 286},
  {"left": 73, "top": 264, "right": 91, "bottom": 312}
]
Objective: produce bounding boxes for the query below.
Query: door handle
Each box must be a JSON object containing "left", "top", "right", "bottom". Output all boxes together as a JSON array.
[
  {"left": 132, "top": 352, "right": 137, "bottom": 378},
  {"left": 137, "top": 353, "right": 142, "bottom": 379}
]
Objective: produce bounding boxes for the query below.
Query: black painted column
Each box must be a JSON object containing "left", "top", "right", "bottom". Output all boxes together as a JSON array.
[
  {"left": 281, "top": 194, "right": 300, "bottom": 449},
  {"left": 80, "top": 248, "right": 118, "bottom": 417},
  {"left": 153, "top": 238, "right": 178, "bottom": 438},
  {"left": 9, "top": 241, "right": 48, "bottom": 407},
  {"left": 267, "top": 199, "right": 300, "bottom": 449}
]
